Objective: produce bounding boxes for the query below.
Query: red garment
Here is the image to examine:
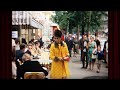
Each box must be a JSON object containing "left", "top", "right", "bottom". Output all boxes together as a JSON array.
[
  {"left": 61, "top": 35, "right": 64, "bottom": 41},
  {"left": 64, "top": 57, "right": 70, "bottom": 61}
]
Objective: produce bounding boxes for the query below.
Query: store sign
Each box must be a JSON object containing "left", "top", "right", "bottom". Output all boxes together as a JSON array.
[{"left": 12, "top": 31, "right": 18, "bottom": 38}]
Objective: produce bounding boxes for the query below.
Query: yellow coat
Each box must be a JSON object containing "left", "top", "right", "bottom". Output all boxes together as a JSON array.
[{"left": 49, "top": 42, "right": 70, "bottom": 79}]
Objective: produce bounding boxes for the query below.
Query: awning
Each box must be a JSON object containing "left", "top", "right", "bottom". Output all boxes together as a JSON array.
[
  {"left": 50, "top": 23, "right": 58, "bottom": 27},
  {"left": 50, "top": 23, "right": 60, "bottom": 30},
  {"left": 30, "top": 17, "right": 43, "bottom": 29},
  {"left": 12, "top": 11, "right": 43, "bottom": 29}
]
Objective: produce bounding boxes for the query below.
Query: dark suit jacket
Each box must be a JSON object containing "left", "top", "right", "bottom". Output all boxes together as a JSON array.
[
  {"left": 16, "top": 50, "right": 25, "bottom": 61},
  {"left": 15, "top": 50, "right": 25, "bottom": 68},
  {"left": 17, "top": 60, "right": 48, "bottom": 79},
  {"left": 65, "top": 39, "right": 73, "bottom": 50}
]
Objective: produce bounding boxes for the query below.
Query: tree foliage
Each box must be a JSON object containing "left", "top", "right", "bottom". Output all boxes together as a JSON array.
[{"left": 51, "top": 11, "right": 108, "bottom": 35}]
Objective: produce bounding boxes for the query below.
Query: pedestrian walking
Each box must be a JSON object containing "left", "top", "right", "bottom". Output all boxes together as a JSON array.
[
  {"left": 65, "top": 35, "right": 74, "bottom": 57},
  {"left": 96, "top": 45, "right": 104, "bottom": 73},
  {"left": 81, "top": 34, "right": 89, "bottom": 69},
  {"left": 79, "top": 35, "right": 84, "bottom": 61},
  {"left": 49, "top": 30, "right": 70, "bottom": 79},
  {"left": 88, "top": 36, "right": 97, "bottom": 70},
  {"left": 73, "top": 36, "right": 79, "bottom": 57}
]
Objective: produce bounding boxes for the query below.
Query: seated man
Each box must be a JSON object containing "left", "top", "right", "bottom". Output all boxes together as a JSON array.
[
  {"left": 15, "top": 44, "right": 26, "bottom": 68},
  {"left": 17, "top": 53, "right": 48, "bottom": 79}
]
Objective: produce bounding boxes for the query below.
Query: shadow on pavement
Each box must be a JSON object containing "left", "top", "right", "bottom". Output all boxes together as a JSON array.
[{"left": 82, "top": 76, "right": 108, "bottom": 79}]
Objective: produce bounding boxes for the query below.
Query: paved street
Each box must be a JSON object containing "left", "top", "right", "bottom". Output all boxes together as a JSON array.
[
  {"left": 47, "top": 52, "right": 108, "bottom": 79},
  {"left": 69, "top": 54, "right": 108, "bottom": 79}
]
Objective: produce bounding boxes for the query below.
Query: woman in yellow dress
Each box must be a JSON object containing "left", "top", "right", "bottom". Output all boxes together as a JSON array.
[{"left": 49, "top": 30, "right": 70, "bottom": 79}]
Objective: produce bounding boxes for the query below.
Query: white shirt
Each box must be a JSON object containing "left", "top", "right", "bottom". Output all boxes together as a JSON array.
[
  {"left": 12, "top": 61, "right": 17, "bottom": 77},
  {"left": 106, "top": 42, "right": 108, "bottom": 53},
  {"left": 12, "top": 39, "right": 16, "bottom": 47},
  {"left": 15, "top": 44, "right": 20, "bottom": 50},
  {"left": 83, "top": 41, "right": 87, "bottom": 52}
]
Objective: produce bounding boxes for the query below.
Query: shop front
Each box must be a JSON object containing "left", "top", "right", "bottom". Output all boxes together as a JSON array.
[{"left": 12, "top": 11, "right": 43, "bottom": 44}]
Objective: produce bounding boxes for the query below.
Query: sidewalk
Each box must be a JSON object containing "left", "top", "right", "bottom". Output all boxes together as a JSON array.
[
  {"left": 69, "top": 53, "right": 108, "bottom": 79},
  {"left": 45, "top": 51, "right": 108, "bottom": 79}
]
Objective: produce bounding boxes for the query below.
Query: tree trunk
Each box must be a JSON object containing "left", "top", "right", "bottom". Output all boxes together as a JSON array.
[
  {"left": 67, "top": 20, "right": 69, "bottom": 34},
  {"left": 82, "top": 12, "right": 84, "bottom": 35},
  {"left": 77, "top": 24, "right": 80, "bottom": 40},
  {"left": 87, "top": 11, "right": 91, "bottom": 37},
  {"left": 77, "top": 24, "right": 80, "bottom": 54}
]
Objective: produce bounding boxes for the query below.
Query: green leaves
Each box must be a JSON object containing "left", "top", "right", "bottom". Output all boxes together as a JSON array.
[{"left": 51, "top": 11, "right": 108, "bottom": 34}]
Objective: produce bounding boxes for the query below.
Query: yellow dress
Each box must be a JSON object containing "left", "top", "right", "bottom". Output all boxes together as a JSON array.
[{"left": 49, "top": 42, "right": 70, "bottom": 79}]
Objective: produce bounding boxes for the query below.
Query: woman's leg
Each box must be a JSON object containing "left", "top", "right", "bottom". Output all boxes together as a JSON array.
[
  {"left": 106, "top": 53, "right": 108, "bottom": 68},
  {"left": 96, "top": 60, "right": 101, "bottom": 73},
  {"left": 99, "top": 60, "right": 102, "bottom": 72},
  {"left": 92, "top": 59, "right": 96, "bottom": 70},
  {"left": 88, "top": 51, "right": 91, "bottom": 70},
  {"left": 97, "top": 60, "right": 99, "bottom": 71},
  {"left": 89, "top": 61, "right": 91, "bottom": 70},
  {"left": 97, "top": 60, "right": 100, "bottom": 73}
]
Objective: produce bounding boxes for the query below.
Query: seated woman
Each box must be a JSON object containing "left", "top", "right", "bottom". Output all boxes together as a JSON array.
[
  {"left": 25, "top": 43, "right": 36, "bottom": 57},
  {"left": 17, "top": 53, "right": 48, "bottom": 79},
  {"left": 33, "top": 41, "right": 41, "bottom": 56},
  {"left": 12, "top": 39, "right": 17, "bottom": 79}
]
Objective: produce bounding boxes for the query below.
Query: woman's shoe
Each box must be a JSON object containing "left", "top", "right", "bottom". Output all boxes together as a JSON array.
[{"left": 96, "top": 70, "right": 100, "bottom": 73}]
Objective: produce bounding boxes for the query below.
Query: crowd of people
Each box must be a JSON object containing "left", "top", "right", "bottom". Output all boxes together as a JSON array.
[
  {"left": 12, "top": 29, "right": 108, "bottom": 79},
  {"left": 12, "top": 37, "right": 48, "bottom": 79},
  {"left": 47, "top": 30, "right": 108, "bottom": 78},
  {"left": 64, "top": 33, "right": 108, "bottom": 73}
]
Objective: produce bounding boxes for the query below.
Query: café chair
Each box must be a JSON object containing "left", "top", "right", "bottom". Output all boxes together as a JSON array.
[{"left": 24, "top": 72, "right": 45, "bottom": 79}]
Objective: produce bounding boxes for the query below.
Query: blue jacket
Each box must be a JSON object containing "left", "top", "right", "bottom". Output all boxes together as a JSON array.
[{"left": 97, "top": 51, "right": 104, "bottom": 60}]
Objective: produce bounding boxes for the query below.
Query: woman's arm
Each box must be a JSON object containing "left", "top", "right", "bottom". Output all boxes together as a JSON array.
[
  {"left": 62, "top": 43, "right": 70, "bottom": 61},
  {"left": 49, "top": 43, "right": 56, "bottom": 61}
]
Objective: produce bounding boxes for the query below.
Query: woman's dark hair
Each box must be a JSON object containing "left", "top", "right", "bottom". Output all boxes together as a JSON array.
[
  {"left": 98, "top": 45, "right": 101, "bottom": 48},
  {"left": 54, "top": 41, "right": 65, "bottom": 48},
  {"left": 30, "top": 38, "right": 34, "bottom": 43},
  {"left": 22, "top": 38, "right": 27, "bottom": 44},
  {"left": 35, "top": 41, "right": 39, "bottom": 45},
  {"left": 20, "top": 43, "right": 26, "bottom": 50},
  {"left": 15, "top": 38, "right": 20, "bottom": 44},
  {"left": 54, "top": 30, "right": 62, "bottom": 38}
]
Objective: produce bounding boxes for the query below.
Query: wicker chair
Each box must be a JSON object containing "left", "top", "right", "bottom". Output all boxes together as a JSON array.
[{"left": 24, "top": 72, "right": 45, "bottom": 79}]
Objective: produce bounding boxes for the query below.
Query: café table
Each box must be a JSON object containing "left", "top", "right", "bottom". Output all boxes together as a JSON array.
[{"left": 31, "top": 56, "right": 52, "bottom": 70}]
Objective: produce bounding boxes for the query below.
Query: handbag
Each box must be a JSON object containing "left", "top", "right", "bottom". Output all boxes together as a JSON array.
[
  {"left": 91, "top": 51, "right": 97, "bottom": 59},
  {"left": 91, "top": 54, "right": 97, "bottom": 59}
]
